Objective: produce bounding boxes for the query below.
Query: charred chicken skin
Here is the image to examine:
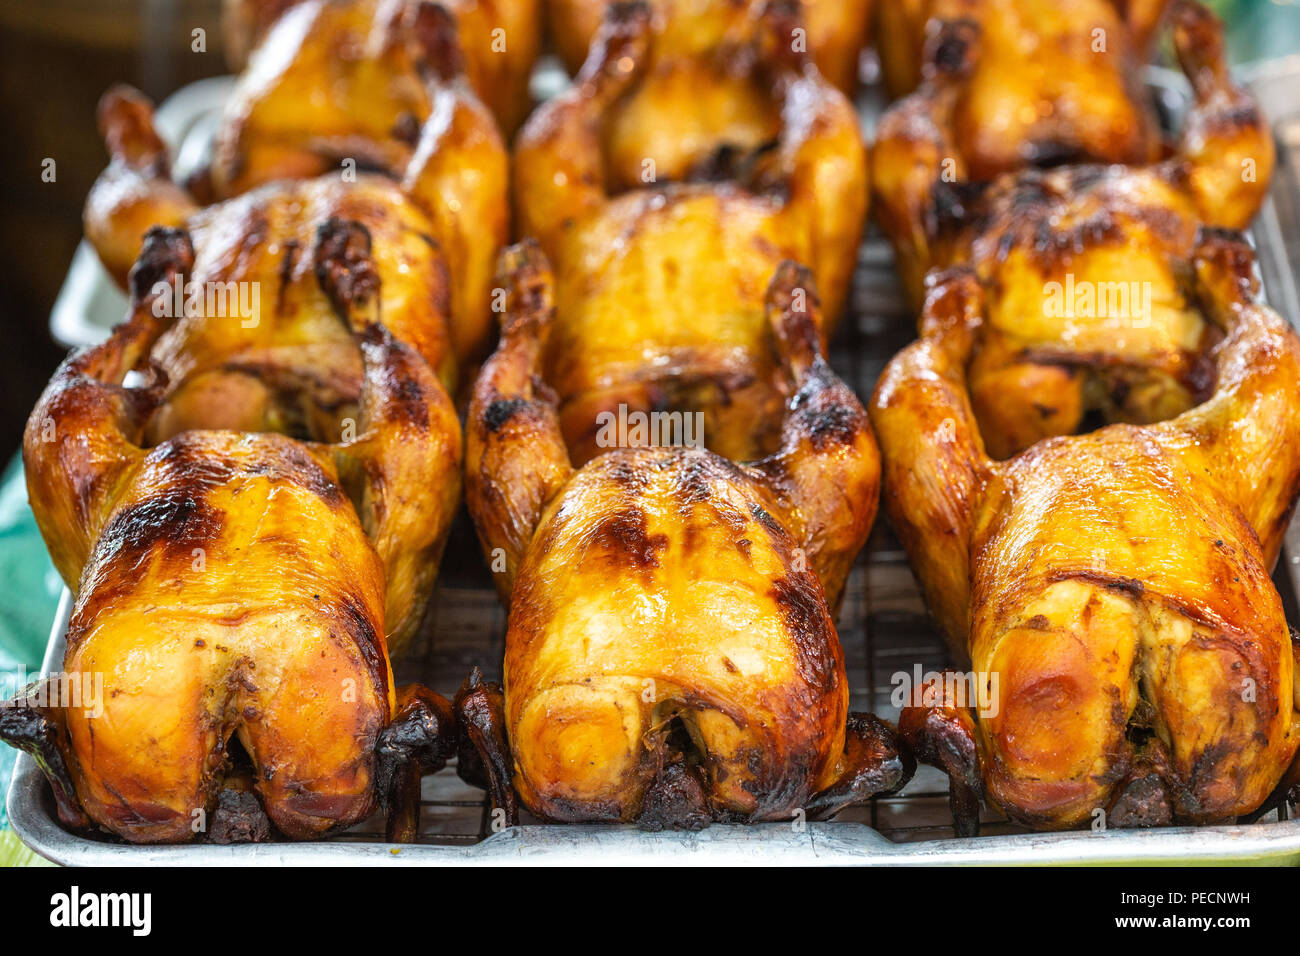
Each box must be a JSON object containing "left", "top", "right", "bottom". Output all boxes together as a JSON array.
[
  {"left": 875, "top": 0, "right": 1168, "bottom": 174},
  {"left": 547, "top": 0, "right": 874, "bottom": 95},
  {"left": 2, "top": 221, "right": 459, "bottom": 844},
  {"left": 90, "top": 2, "right": 507, "bottom": 366},
  {"left": 95, "top": 189, "right": 461, "bottom": 656},
  {"left": 458, "top": 241, "right": 908, "bottom": 827},
  {"left": 870, "top": 229, "right": 1300, "bottom": 832},
  {"left": 221, "top": 0, "right": 541, "bottom": 134},
  {"left": 87, "top": 87, "right": 468, "bottom": 445},
  {"left": 515, "top": 0, "right": 867, "bottom": 463},
  {"left": 872, "top": 0, "right": 1274, "bottom": 458}
]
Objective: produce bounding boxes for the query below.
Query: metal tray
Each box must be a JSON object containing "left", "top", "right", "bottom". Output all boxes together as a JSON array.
[{"left": 11, "top": 60, "right": 1300, "bottom": 866}]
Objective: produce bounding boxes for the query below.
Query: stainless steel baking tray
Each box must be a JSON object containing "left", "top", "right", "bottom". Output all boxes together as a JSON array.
[{"left": 11, "top": 60, "right": 1300, "bottom": 866}]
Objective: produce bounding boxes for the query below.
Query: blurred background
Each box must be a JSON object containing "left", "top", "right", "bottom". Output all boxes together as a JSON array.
[{"left": 0, "top": 0, "right": 226, "bottom": 453}]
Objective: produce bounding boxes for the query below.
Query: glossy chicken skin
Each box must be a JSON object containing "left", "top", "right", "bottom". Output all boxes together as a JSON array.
[
  {"left": 870, "top": 230, "right": 1300, "bottom": 831},
  {"left": 873, "top": 0, "right": 1274, "bottom": 458},
  {"left": 875, "top": 0, "right": 1167, "bottom": 176},
  {"left": 85, "top": 86, "right": 489, "bottom": 424},
  {"left": 547, "top": 0, "right": 874, "bottom": 95},
  {"left": 221, "top": 0, "right": 541, "bottom": 133},
  {"left": 515, "top": 0, "right": 867, "bottom": 462},
  {"left": 180, "top": 1, "right": 507, "bottom": 362},
  {"left": 458, "top": 242, "right": 906, "bottom": 827},
  {"left": 5, "top": 221, "right": 459, "bottom": 842}
]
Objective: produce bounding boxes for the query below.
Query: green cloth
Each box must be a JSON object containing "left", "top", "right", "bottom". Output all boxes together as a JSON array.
[
  {"left": 0, "top": 829, "right": 52, "bottom": 868},
  {"left": 0, "top": 455, "right": 62, "bottom": 684},
  {"left": 1210, "top": 0, "right": 1300, "bottom": 64},
  {"left": 0, "top": 453, "right": 64, "bottom": 865}
]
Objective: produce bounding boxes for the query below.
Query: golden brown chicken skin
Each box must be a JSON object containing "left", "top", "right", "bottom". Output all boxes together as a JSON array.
[
  {"left": 183, "top": 1, "right": 508, "bottom": 362},
  {"left": 873, "top": 0, "right": 1274, "bottom": 458},
  {"left": 82, "top": 97, "right": 465, "bottom": 652},
  {"left": 85, "top": 85, "right": 488, "bottom": 434},
  {"left": 221, "top": 0, "right": 541, "bottom": 134},
  {"left": 515, "top": 1, "right": 866, "bottom": 463},
  {"left": 870, "top": 229, "right": 1300, "bottom": 831},
  {"left": 3, "top": 221, "right": 459, "bottom": 843},
  {"left": 547, "top": 0, "right": 874, "bottom": 95},
  {"left": 457, "top": 241, "right": 907, "bottom": 827},
  {"left": 875, "top": 0, "right": 1167, "bottom": 176}
]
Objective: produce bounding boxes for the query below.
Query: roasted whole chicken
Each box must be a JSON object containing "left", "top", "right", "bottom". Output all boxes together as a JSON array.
[
  {"left": 875, "top": 0, "right": 1168, "bottom": 173},
  {"left": 872, "top": 0, "right": 1275, "bottom": 458},
  {"left": 92, "top": 2, "right": 508, "bottom": 366},
  {"left": 456, "top": 241, "right": 909, "bottom": 827},
  {"left": 547, "top": 0, "right": 874, "bottom": 95},
  {"left": 515, "top": 0, "right": 867, "bottom": 463},
  {"left": 86, "top": 87, "right": 472, "bottom": 447},
  {"left": 1, "top": 220, "right": 460, "bottom": 843},
  {"left": 85, "top": 146, "right": 466, "bottom": 653},
  {"left": 221, "top": 0, "right": 540, "bottom": 135},
  {"left": 870, "top": 229, "right": 1300, "bottom": 832}
]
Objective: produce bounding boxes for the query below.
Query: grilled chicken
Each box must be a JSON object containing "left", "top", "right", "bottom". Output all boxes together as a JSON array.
[
  {"left": 875, "top": 0, "right": 1168, "bottom": 173},
  {"left": 547, "top": 0, "right": 874, "bottom": 95},
  {"left": 456, "top": 241, "right": 908, "bottom": 827},
  {"left": 221, "top": 0, "right": 540, "bottom": 134},
  {"left": 87, "top": 87, "right": 469, "bottom": 450},
  {"left": 82, "top": 129, "right": 465, "bottom": 652},
  {"left": 3, "top": 220, "right": 459, "bottom": 843},
  {"left": 86, "top": 83, "right": 504, "bottom": 415},
  {"left": 870, "top": 229, "right": 1300, "bottom": 831},
  {"left": 872, "top": 0, "right": 1274, "bottom": 458},
  {"left": 90, "top": 2, "right": 508, "bottom": 366},
  {"left": 514, "top": 0, "right": 865, "bottom": 463}
]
